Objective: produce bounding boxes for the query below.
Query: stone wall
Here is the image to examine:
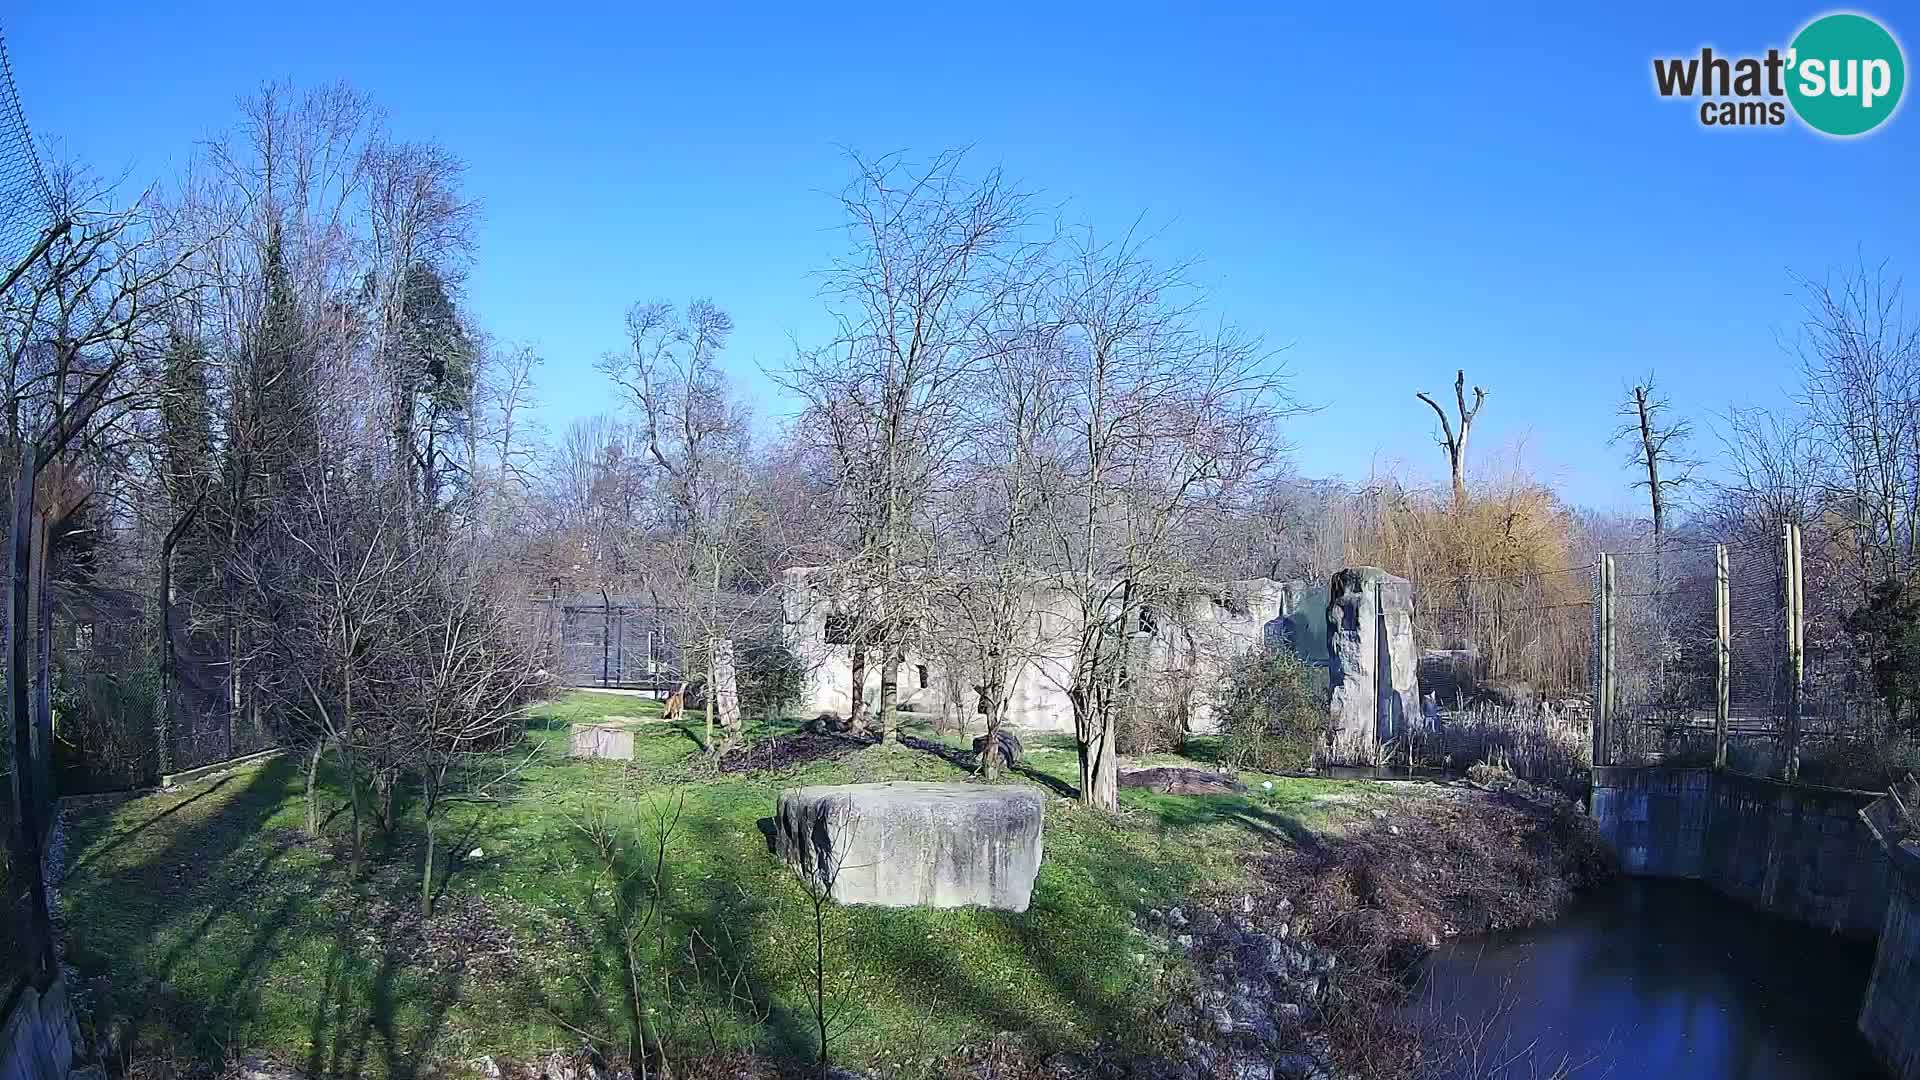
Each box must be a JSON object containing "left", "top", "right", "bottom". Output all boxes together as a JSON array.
[
  {"left": 0, "top": 976, "right": 80, "bottom": 1080},
  {"left": 1594, "top": 766, "right": 1919, "bottom": 1074},
  {"left": 1591, "top": 767, "right": 1890, "bottom": 935},
  {"left": 1859, "top": 784, "right": 1920, "bottom": 1080},
  {"left": 1860, "top": 865, "right": 1920, "bottom": 1080},
  {"left": 1325, "top": 567, "right": 1420, "bottom": 763},
  {"left": 1591, "top": 766, "right": 1890, "bottom": 935}
]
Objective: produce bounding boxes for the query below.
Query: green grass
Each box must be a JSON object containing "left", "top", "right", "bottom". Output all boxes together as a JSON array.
[{"left": 60, "top": 693, "right": 1396, "bottom": 1078}]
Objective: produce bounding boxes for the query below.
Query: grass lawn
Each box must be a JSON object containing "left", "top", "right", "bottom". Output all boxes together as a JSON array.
[{"left": 59, "top": 692, "right": 1400, "bottom": 1078}]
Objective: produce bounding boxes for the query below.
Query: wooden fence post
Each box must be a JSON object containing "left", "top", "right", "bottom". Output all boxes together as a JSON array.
[
  {"left": 1594, "top": 554, "right": 1615, "bottom": 768},
  {"left": 1784, "top": 522, "right": 1804, "bottom": 783},
  {"left": 1716, "top": 543, "right": 1730, "bottom": 770}
]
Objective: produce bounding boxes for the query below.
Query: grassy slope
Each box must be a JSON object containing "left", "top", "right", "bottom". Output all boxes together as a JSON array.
[{"left": 60, "top": 692, "right": 1398, "bottom": 1078}]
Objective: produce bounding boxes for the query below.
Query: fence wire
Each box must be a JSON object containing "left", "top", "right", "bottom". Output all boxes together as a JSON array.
[
  {"left": 1594, "top": 530, "right": 1888, "bottom": 778},
  {"left": 0, "top": 15, "right": 55, "bottom": 1011}
]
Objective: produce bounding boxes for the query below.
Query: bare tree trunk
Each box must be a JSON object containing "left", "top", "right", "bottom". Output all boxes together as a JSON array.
[
  {"left": 981, "top": 665, "right": 1007, "bottom": 781},
  {"left": 341, "top": 666, "right": 362, "bottom": 876},
  {"left": 30, "top": 507, "right": 51, "bottom": 802},
  {"left": 156, "top": 492, "right": 206, "bottom": 777},
  {"left": 1071, "top": 687, "right": 1119, "bottom": 813},
  {"left": 5, "top": 448, "right": 52, "bottom": 985},
  {"left": 1416, "top": 370, "right": 1486, "bottom": 512},
  {"left": 420, "top": 780, "right": 438, "bottom": 917},
  {"left": 848, "top": 643, "right": 867, "bottom": 732},
  {"left": 305, "top": 739, "right": 325, "bottom": 838},
  {"left": 878, "top": 653, "right": 900, "bottom": 746},
  {"left": 1091, "top": 695, "right": 1118, "bottom": 810}
]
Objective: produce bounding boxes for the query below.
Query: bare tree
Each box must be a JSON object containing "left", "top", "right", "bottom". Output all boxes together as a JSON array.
[
  {"left": 1612, "top": 375, "right": 1698, "bottom": 545},
  {"left": 0, "top": 162, "right": 207, "bottom": 980},
  {"left": 1046, "top": 228, "right": 1290, "bottom": 811},
  {"left": 1793, "top": 262, "right": 1920, "bottom": 581},
  {"left": 599, "top": 299, "right": 754, "bottom": 749},
  {"left": 779, "top": 150, "right": 1037, "bottom": 744},
  {"left": 935, "top": 303, "right": 1063, "bottom": 779},
  {"left": 1417, "top": 369, "right": 1487, "bottom": 510}
]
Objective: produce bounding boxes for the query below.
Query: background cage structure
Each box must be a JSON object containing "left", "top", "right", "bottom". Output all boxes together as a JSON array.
[
  {"left": 536, "top": 591, "right": 783, "bottom": 692},
  {"left": 1593, "top": 527, "right": 1889, "bottom": 782}
]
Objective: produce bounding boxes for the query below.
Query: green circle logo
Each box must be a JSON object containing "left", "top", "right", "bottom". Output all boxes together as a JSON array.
[{"left": 1787, "top": 13, "right": 1906, "bottom": 136}]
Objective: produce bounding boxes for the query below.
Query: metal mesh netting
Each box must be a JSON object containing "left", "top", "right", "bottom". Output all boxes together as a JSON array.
[
  {"left": 0, "top": 27, "right": 53, "bottom": 275},
  {"left": 1597, "top": 529, "right": 1882, "bottom": 775},
  {"left": 1410, "top": 565, "right": 1595, "bottom": 783},
  {"left": 551, "top": 601, "right": 686, "bottom": 689},
  {"left": 0, "top": 15, "right": 53, "bottom": 1010},
  {"left": 1605, "top": 542, "right": 1738, "bottom": 764}
]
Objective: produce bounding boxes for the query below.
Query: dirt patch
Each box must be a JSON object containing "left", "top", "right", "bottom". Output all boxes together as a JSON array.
[{"left": 715, "top": 732, "right": 863, "bottom": 774}]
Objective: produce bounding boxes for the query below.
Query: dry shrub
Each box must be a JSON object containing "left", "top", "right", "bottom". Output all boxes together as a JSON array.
[
  {"left": 1345, "top": 460, "right": 1593, "bottom": 695},
  {"left": 1429, "top": 702, "right": 1591, "bottom": 787},
  {"left": 1114, "top": 669, "right": 1189, "bottom": 756},
  {"left": 1797, "top": 736, "right": 1920, "bottom": 790}
]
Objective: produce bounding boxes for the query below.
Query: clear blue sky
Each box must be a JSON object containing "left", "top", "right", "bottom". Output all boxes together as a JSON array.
[{"left": 8, "top": 2, "right": 1915, "bottom": 511}]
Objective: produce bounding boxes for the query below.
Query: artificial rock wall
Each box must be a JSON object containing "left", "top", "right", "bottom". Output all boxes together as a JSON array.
[
  {"left": 781, "top": 568, "right": 1334, "bottom": 735},
  {"left": 782, "top": 565, "right": 1419, "bottom": 757},
  {"left": 1325, "top": 567, "right": 1419, "bottom": 763}
]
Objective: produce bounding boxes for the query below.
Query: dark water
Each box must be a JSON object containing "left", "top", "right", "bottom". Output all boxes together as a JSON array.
[{"left": 1411, "top": 878, "right": 1887, "bottom": 1079}]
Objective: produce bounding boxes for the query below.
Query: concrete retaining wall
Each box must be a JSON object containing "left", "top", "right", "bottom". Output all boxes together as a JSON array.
[
  {"left": 0, "top": 977, "right": 79, "bottom": 1080},
  {"left": 1594, "top": 766, "right": 1916, "bottom": 1075},
  {"left": 1860, "top": 865, "right": 1920, "bottom": 1080},
  {"left": 1591, "top": 766, "right": 1889, "bottom": 936}
]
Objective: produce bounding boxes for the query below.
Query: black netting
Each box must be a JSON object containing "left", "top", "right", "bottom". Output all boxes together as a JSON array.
[
  {"left": 0, "top": 24, "right": 53, "bottom": 277},
  {"left": 0, "top": 15, "right": 53, "bottom": 1003}
]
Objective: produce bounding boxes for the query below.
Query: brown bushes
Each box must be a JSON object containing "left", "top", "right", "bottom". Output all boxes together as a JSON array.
[{"left": 1270, "top": 782, "right": 1616, "bottom": 1079}]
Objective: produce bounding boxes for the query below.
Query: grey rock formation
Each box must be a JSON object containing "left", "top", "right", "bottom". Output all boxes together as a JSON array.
[
  {"left": 1325, "top": 567, "right": 1420, "bottom": 763},
  {"left": 774, "top": 781, "right": 1045, "bottom": 911}
]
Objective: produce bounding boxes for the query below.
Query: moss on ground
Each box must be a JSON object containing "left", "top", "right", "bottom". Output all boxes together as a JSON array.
[{"left": 60, "top": 693, "right": 1399, "bottom": 1078}]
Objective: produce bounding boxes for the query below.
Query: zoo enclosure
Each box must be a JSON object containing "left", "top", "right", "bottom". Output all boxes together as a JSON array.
[
  {"left": 1404, "top": 524, "right": 1876, "bottom": 787},
  {"left": 1593, "top": 524, "right": 1884, "bottom": 782},
  {"left": 537, "top": 591, "right": 782, "bottom": 692}
]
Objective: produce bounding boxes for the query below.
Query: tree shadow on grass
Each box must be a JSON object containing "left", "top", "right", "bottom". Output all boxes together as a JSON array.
[
  {"left": 65, "top": 756, "right": 486, "bottom": 1078},
  {"left": 1124, "top": 791, "right": 1328, "bottom": 849},
  {"left": 62, "top": 758, "right": 306, "bottom": 1065},
  {"left": 892, "top": 733, "right": 1077, "bottom": 798},
  {"left": 66, "top": 774, "right": 235, "bottom": 874}
]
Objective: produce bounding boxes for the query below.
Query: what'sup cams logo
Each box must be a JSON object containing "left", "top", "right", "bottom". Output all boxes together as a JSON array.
[{"left": 1654, "top": 11, "right": 1905, "bottom": 136}]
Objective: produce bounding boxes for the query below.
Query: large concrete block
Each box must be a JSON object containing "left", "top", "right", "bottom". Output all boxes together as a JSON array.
[
  {"left": 1325, "top": 567, "right": 1420, "bottom": 763},
  {"left": 569, "top": 723, "right": 634, "bottom": 761},
  {"left": 775, "top": 782, "right": 1046, "bottom": 912}
]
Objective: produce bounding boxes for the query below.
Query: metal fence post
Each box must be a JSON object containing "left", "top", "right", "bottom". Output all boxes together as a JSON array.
[{"left": 1714, "top": 543, "right": 1730, "bottom": 769}]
